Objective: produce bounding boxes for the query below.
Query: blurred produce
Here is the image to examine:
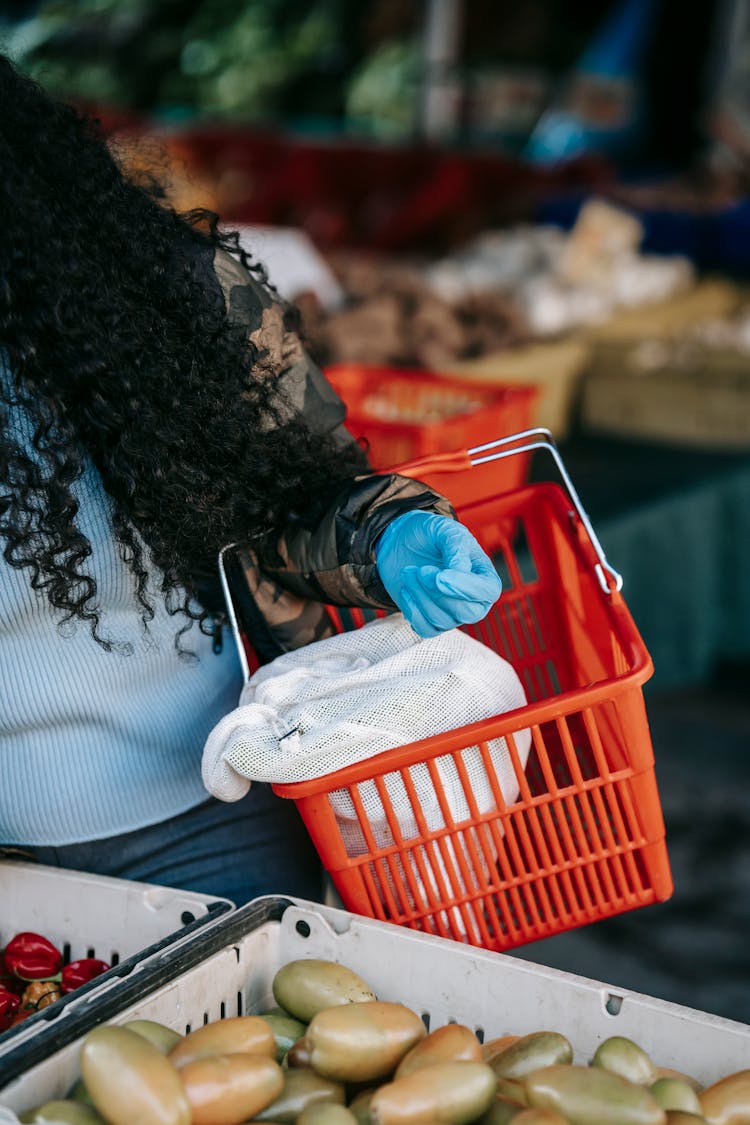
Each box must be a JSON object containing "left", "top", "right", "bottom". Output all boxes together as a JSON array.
[
  {"left": 464, "top": 65, "right": 550, "bottom": 151},
  {"left": 82, "top": 107, "right": 613, "bottom": 254},
  {"left": 299, "top": 199, "right": 691, "bottom": 369},
  {"left": 579, "top": 278, "right": 740, "bottom": 343},
  {"left": 423, "top": 200, "right": 694, "bottom": 337},
  {"left": 442, "top": 339, "right": 590, "bottom": 440},
  {"left": 299, "top": 251, "right": 528, "bottom": 370},
  {"left": 581, "top": 288, "right": 750, "bottom": 449},
  {"left": 288, "top": 199, "right": 700, "bottom": 440}
]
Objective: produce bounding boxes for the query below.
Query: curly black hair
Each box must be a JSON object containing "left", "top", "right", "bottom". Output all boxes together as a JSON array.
[{"left": 0, "top": 55, "right": 367, "bottom": 651}]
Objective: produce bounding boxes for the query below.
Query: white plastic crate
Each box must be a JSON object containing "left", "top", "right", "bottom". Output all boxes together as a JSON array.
[
  {"left": 0, "top": 861, "right": 232, "bottom": 1055},
  {"left": 1, "top": 896, "right": 749, "bottom": 1116}
]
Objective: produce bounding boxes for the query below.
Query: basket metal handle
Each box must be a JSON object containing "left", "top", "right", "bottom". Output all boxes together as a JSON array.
[
  {"left": 219, "top": 426, "right": 622, "bottom": 681},
  {"left": 218, "top": 542, "right": 252, "bottom": 682},
  {"left": 398, "top": 427, "right": 623, "bottom": 596}
]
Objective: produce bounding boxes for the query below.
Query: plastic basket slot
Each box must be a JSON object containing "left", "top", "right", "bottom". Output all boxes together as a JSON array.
[
  {"left": 427, "top": 765, "right": 488, "bottom": 940},
  {"left": 395, "top": 770, "right": 475, "bottom": 934},
  {"left": 326, "top": 605, "right": 384, "bottom": 633},
  {"left": 427, "top": 756, "right": 513, "bottom": 932},
  {"left": 461, "top": 752, "right": 533, "bottom": 938},
  {"left": 520, "top": 593, "right": 547, "bottom": 656},
  {"left": 527, "top": 804, "right": 578, "bottom": 926},
  {"left": 451, "top": 748, "right": 527, "bottom": 942},
  {"left": 524, "top": 722, "right": 571, "bottom": 795},
  {"left": 334, "top": 777, "right": 665, "bottom": 946},
  {"left": 372, "top": 774, "right": 441, "bottom": 925},
  {"left": 503, "top": 597, "right": 537, "bottom": 663},
  {"left": 492, "top": 591, "right": 546, "bottom": 666},
  {"left": 404, "top": 759, "right": 481, "bottom": 940},
  {"left": 340, "top": 782, "right": 435, "bottom": 930},
  {"left": 551, "top": 786, "right": 647, "bottom": 907},
  {"left": 525, "top": 703, "right": 635, "bottom": 800},
  {"left": 556, "top": 712, "right": 601, "bottom": 789},
  {"left": 481, "top": 518, "right": 539, "bottom": 592},
  {"left": 453, "top": 826, "right": 505, "bottom": 947},
  {"left": 466, "top": 590, "right": 569, "bottom": 704},
  {"left": 322, "top": 696, "right": 664, "bottom": 947},
  {"left": 524, "top": 658, "right": 559, "bottom": 707}
]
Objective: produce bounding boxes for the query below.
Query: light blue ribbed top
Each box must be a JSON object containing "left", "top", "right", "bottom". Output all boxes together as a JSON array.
[{"left": 1, "top": 361, "right": 242, "bottom": 845}]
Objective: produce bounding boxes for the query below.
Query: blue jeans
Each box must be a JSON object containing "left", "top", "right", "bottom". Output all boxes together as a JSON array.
[{"left": 17, "top": 785, "right": 324, "bottom": 906}]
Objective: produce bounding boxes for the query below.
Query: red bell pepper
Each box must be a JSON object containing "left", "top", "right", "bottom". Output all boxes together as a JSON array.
[
  {"left": 0, "top": 988, "right": 21, "bottom": 1032},
  {"left": 60, "top": 958, "right": 110, "bottom": 994},
  {"left": 0, "top": 954, "right": 23, "bottom": 995},
  {"left": 2, "top": 932, "right": 63, "bottom": 981},
  {"left": 10, "top": 1005, "right": 34, "bottom": 1026}
]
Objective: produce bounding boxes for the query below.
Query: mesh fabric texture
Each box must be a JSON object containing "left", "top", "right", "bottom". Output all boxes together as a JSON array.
[{"left": 202, "top": 613, "right": 530, "bottom": 935}]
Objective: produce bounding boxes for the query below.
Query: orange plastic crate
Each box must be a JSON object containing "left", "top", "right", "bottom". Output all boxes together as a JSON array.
[
  {"left": 325, "top": 364, "right": 537, "bottom": 499},
  {"left": 270, "top": 440, "right": 673, "bottom": 952}
]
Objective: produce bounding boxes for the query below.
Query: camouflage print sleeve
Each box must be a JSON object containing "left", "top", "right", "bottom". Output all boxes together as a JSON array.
[
  {"left": 267, "top": 473, "right": 455, "bottom": 608},
  {"left": 213, "top": 246, "right": 350, "bottom": 440},
  {"left": 212, "top": 246, "right": 454, "bottom": 660}
]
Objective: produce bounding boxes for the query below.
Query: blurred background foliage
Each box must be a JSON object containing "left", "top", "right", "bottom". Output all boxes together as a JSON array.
[
  {"left": 3, "top": 1, "right": 631, "bottom": 146},
  {"left": 1, "top": 0, "right": 425, "bottom": 133}
]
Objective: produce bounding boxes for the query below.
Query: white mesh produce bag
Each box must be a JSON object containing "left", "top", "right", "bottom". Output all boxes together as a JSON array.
[{"left": 202, "top": 613, "right": 530, "bottom": 931}]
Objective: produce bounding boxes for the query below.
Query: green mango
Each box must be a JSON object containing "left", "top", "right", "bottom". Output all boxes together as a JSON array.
[
  {"left": 257, "top": 1010, "right": 308, "bottom": 1061},
  {"left": 524, "top": 1064, "right": 666, "bottom": 1125},
  {"left": 272, "top": 960, "right": 376, "bottom": 1023},
  {"left": 19, "top": 1101, "right": 107, "bottom": 1124}
]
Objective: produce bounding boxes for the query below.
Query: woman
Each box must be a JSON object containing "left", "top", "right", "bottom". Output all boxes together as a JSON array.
[{"left": 0, "top": 56, "right": 500, "bottom": 903}]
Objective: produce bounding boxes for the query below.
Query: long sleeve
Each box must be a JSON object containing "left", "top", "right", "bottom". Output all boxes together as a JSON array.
[{"left": 211, "top": 246, "right": 454, "bottom": 663}]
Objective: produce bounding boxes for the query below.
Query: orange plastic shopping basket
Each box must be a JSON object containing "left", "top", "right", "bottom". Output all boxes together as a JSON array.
[
  {"left": 219, "top": 428, "right": 672, "bottom": 952},
  {"left": 324, "top": 363, "right": 538, "bottom": 503}
]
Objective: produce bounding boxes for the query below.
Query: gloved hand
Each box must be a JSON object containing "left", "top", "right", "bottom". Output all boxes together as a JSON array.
[{"left": 375, "top": 510, "right": 502, "bottom": 638}]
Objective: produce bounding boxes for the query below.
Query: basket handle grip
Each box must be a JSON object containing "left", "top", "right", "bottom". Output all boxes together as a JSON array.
[{"left": 395, "top": 427, "right": 623, "bottom": 597}]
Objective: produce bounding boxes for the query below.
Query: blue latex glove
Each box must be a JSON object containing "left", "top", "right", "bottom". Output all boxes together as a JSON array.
[{"left": 375, "top": 510, "right": 502, "bottom": 638}]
